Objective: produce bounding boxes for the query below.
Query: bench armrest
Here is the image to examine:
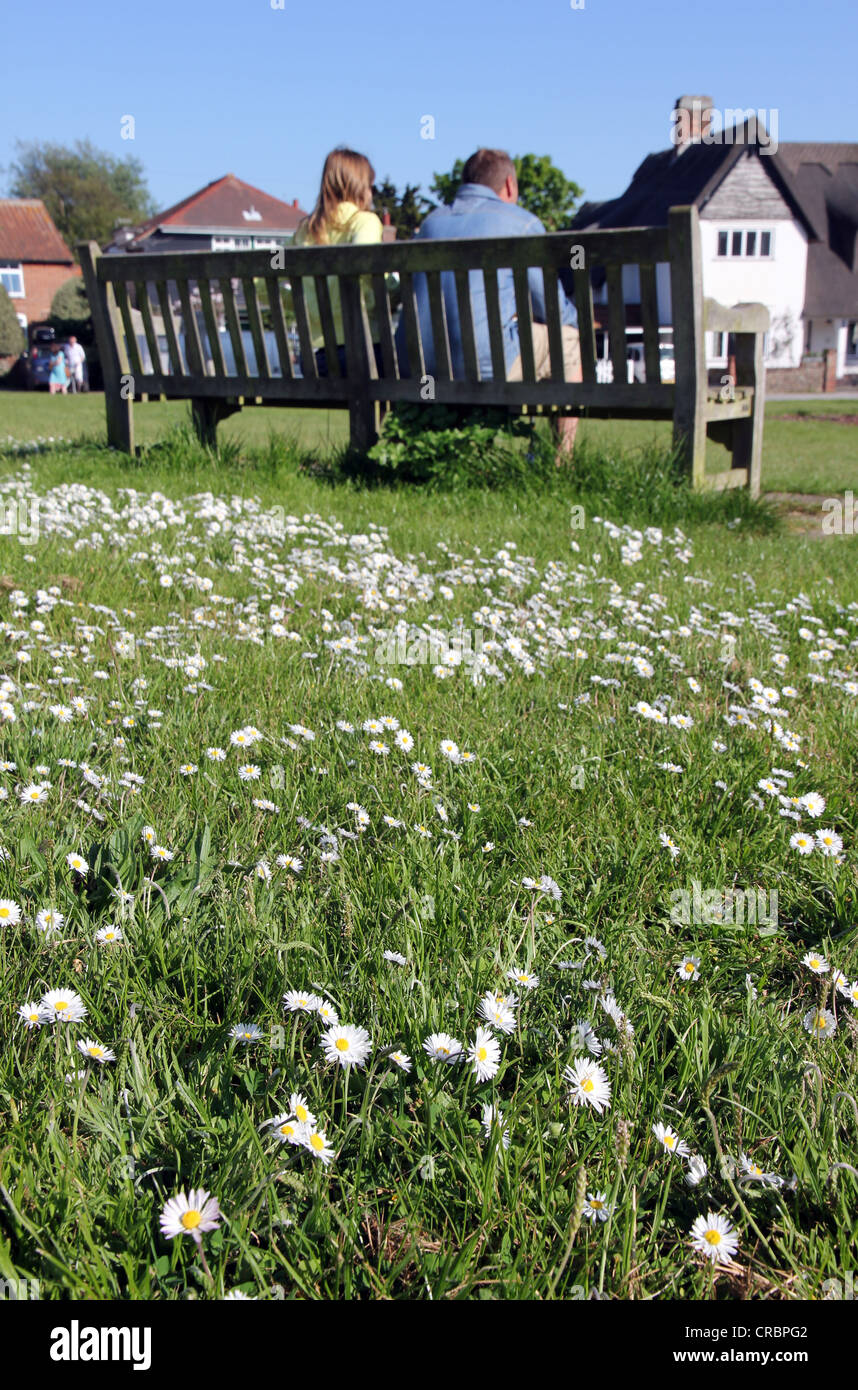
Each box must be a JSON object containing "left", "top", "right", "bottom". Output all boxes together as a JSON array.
[{"left": 704, "top": 298, "right": 770, "bottom": 334}]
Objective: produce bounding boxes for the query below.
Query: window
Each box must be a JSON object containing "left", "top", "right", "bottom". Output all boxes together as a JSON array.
[
  {"left": 708, "top": 331, "right": 728, "bottom": 359},
  {"left": 0, "top": 262, "right": 24, "bottom": 297},
  {"left": 715, "top": 229, "right": 774, "bottom": 258},
  {"left": 847, "top": 321, "right": 858, "bottom": 363},
  {"left": 211, "top": 236, "right": 253, "bottom": 251}
]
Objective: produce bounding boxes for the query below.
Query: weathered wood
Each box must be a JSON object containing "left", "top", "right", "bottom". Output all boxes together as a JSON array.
[
  {"left": 732, "top": 330, "right": 767, "bottom": 498},
  {"left": 83, "top": 214, "right": 768, "bottom": 490},
  {"left": 454, "top": 269, "right": 480, "bottom": 383},
  {"left": 639, "top": 263, "right": 661, "bottom": 384},
  {"left": 264, "top": 275, "right": 294, "bottom": 380},
  {"left": 605, "top": 264, "right": 627, "bottom": 387},
  {"left": 198, "top": 278, "right": 226, "bottom": 376},
  {"left": 426, "top": 270, "right": 451, "bottom": 380},
  {"left": 512, "top": 265, "right": 536, "bottom": 382},
  {"left": 92, "top": 228, "right": 672, "bottom": 285},
  {"left": 704, "top": 299, "right": 770, "bottom": 334},
  {"left": 113, "top": 281, "right": 144, "bottom": 381},
  {"left": 242, "top": 276, "right": 270, "bottom": 379},
  {"left": 314, "top": 275, "right": 341, "bottom": 378},
  {"left": 134, "top": 285, "right": 162, "bottom": 377},
  {"left": 398, "top": 270, "right": 425, "bottom": 383},
  {"left": 541, "top": 268, "right": 566, "bottom": 383},
  {"left": 290, "top": 276, "right": 316, "bottom": 378},
  {"left": 669, "top": 206, "right": 708, "bottom": 488},
  {"left": 177, "top": 280, "right": 205, "bottom": 376},
  {"left": 372, "top": 272, "right": 398, "bottom": 380},
  {"left": 220, "top": 276, "right": 247, "bottom": 376},
  {"left": 571, "top": 267, "right": 597, "bottom": 385},
  {"left": 191, "top": 398, "right": 241, "bottom": 448},
  {"left": 78, "top": 242, "right": 134, "bottom": 453},
  {"left": 154, "top": 281, "right": 184, "bottom": 376},
  {"left": 483, "top": 267, "right": 507, "bottom": 382}
]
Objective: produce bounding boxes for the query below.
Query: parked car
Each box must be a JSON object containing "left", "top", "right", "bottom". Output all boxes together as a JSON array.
[
  {"left": 626, "top": 341, "right": 676, "bottom": 384},
  {"left": 23, "top": 327, "right": 65, "bottom": 390}
]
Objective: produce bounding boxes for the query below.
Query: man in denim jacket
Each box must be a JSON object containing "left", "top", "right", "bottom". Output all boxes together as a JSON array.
[{"left": 397, "top": 148, "right": 581, "bottom": 455}]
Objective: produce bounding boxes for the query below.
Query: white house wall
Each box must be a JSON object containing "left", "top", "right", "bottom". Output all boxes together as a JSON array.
[{"left": 699, "top": 218, "right": 808, "bottom": 366}]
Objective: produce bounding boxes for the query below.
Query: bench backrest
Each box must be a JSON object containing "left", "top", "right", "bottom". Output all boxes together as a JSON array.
[{"left": 80, "top": 205, "right": 708, "bottom": 414}]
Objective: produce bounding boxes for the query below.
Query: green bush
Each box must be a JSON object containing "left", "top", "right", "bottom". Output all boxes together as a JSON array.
[
  {"left": 0, "top": 284, "right": 25, "bottom": 358},
  {"left": 364, "top": 402, "right": 554, "bottom": 489},
  {"left": 50, "top": 276, "right": 93, "bottom": 340}
]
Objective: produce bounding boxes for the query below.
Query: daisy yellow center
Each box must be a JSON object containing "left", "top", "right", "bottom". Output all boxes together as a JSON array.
[
  {"left": 665, "top": 1134, "right": 675, "bottom": 1147},
  {"left": 810, "top": 959, "right": 819, "bottom": 968},
  {"left": 335, "top": 1038, "right": 349, "bottom": 1052},
  {"left": 28, "top": 1012, "right": 39, "bottom": 1022},
  {"left": 280, "top": 1124, "right": 294, "bottom": 1136},
  {"left": 296, "top": 1104, "right": 308, "bottom": 1121},
  {"left": 309, "top": 1134, "right": 323, "bottom": 1151},
  {"left": 704, "top": 1229, "right": 721, "bottom": 1246},
  {"left": 815, "top": 1014, "right": 826, "bottom": 1029},
  {"left": 591, "top": 1199, "right": 603, "bottom": 1209},
  {"left": 0, "top": 908, "right": 9, "bottom": 918},
  {"left": 55, "top": 1000, "right": 68, "bottom": 1012},
  {"left": 181, "top": 1210, "right": 202, "bottom": 1230},
  {"left": 477, "top": 1047, "right": 487, "bottom": 1061},
  {"left": 582, "top": 1078, "right": 594, "bottom": 1093},
  {"left": 105, "top": 933, "right": 115, "bottom": 940},
  {"left": 87, "top": 1047, "right": 102, "bottom": 1057},
  {"left": 685, "top": 964, "right": 694, "bottom": 973}
]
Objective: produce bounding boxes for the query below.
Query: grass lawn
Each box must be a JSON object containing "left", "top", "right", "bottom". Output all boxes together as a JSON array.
[
  {"left": 0, "top": 429, "right": 856, "bottom": 1302},
  {"left": 2, "top": 389, "right": 857, "bottom": 496}
]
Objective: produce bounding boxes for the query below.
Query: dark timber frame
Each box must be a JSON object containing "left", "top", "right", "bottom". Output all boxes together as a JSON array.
[{"left": 80, "top": 204, "right": 768, "bottom": 493}]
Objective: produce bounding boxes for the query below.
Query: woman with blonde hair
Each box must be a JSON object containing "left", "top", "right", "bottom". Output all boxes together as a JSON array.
[{"left": 293, "top": 147, "right": 385, "bottom": 377}]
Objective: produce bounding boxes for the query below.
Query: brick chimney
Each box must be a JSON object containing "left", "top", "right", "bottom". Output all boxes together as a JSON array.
[
  {"left": 672, "top": 94, "right": 714, "bottom": 155},
  {"left": 292, "top": 198, "right": 299, "bottom": 207}
]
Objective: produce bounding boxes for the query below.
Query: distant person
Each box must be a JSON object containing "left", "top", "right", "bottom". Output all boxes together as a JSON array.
[
  {"left": 48, "top": 346, "right": 69, "bottom": 395},
  {"left": 65, "top": 336, "right": 87, "bottom": 393},
  {"left": 293, "top": 148, "right": 385, "bottom": 378},
  {"left": 396, "top": 148, "right": 582, "bottom": 456}
]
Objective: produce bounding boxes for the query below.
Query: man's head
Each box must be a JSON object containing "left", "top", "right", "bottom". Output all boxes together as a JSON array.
[
  {"left": 68, "top": 336, "right": 77, "bottom": 346},
  {"left": 461, "top": 148, "right": 518, "bottom": 203}
]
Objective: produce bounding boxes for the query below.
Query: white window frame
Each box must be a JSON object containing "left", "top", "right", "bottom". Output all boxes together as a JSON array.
[
  {"left": 714, "top": 228, "right": 775, "bottom": 259},
  {"left": 210, "top": 236, "right": 253, "bottom": 251},
  {"left": 0, "top": 261, "right": 25, "bottom": 297}
]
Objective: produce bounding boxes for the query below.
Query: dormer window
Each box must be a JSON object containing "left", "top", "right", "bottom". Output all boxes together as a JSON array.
[{"left": 241, "top": 206, "right": 262, "bottom": 222}]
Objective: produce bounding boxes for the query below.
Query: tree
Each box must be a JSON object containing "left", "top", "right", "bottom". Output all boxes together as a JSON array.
[
  {"left": 7, "top": 139, "right": 156, "bottom": 256},
  {"left": 430, "top": 153, "right": 583, "bottom": 230},
  {"left": 372, "top": 179, "right": 431, "bottom": 239},
  {"left": 50, "top": 276, "right": 93, "bottom": 341},
  {"left": 0, "top": 284, "right": 25, "bottom": 358}
]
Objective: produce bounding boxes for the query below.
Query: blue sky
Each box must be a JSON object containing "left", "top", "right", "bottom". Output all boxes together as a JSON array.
[{"left": 1, "top": 0, "right": 855, "bottom": 217}]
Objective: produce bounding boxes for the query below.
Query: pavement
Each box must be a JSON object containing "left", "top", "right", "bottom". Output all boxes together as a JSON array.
[{"left": 767, "top": 392, "right": 858, "bottom": 401}]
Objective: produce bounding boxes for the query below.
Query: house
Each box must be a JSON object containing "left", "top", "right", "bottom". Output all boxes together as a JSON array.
[
  {"left": 571, "top": 98, "right": 858, "bottom": 388},
  {"left": 0, "top": 199, "right": 79, "bottom": 331},
  {"left": 107, "top": 173, "right": 307, "bottom": 255}
]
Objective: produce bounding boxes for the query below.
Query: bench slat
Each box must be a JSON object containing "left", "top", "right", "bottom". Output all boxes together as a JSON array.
[
  {"left": 512, "top": 265, "right": 536, "bottom": 383},
  {"left": 219, "top": 275, "right": 248, "bottom": 376},
  {"left": 198, "top": 278, "right": 227, "bottom": 377},
  {"left": 265, "top": 275, "right": 294, "bottom": 380},
  {"left": 542, "top": 268, "right": 566, "bottom": 384},
  {"left": 639, "top": 263, "right": 661, "bottom": 385},
  {"left": 606, "top": 264, "right": 627, "bottom": 386},
  {"left": 483, "top": 267, "right": 507, "bottom": 382},
  {"left": 139, "top": 284, "right": 168, "bottom": 378},
  {"left": 454, "top": 270, "right": 479, "bottom": 383},
  {"left": 242, "top": 276, "right": 270, "bottom": 379},
  {"left": 372, "top": 273, "right": 398, "bottom": 379},
  {"left": 571, "top": 268, "right": 597, "bottom": 384},
  {"left": 399, "top": 270, "right": 425, "bottom": 382},
  {"left": 178, "top": 279, "right": 206, "bottom": 376},
  {"left": 113, "top": 281, "right": 144, "bottom": 381},
  {"left": 290, "top": 276, "right": 316, "bottom": 379},
  {"left": 426, "top": 270, "right": 451, "bottom": 380},
  {"left": 314, "top": 275, "right": 341, "bottom": 378},
  {"left": 155, "top": 280, "right": 186, "bottom": 377}
]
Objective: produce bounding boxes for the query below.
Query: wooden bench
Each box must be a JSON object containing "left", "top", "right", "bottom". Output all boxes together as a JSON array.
[{"left": 79, "top": 203, "right": 768, "bottom": 494}]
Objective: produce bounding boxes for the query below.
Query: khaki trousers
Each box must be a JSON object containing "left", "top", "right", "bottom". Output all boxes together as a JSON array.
[{"left": 507, "top": 324, "right": 582, "bottom": 382}]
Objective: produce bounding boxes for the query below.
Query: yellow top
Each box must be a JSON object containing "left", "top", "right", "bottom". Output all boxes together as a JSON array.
[{"left": 292, "top": 201, "right": 383, "bottom": 351}]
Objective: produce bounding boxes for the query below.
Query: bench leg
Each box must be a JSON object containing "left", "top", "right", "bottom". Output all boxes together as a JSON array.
[
  {"left": 673, "top": 396, "right": 707, "bottom": 489},
  {"left": 348, "top": 397, "right": 379, "bottom": 453},
  {"left": 191, "top": 399, "right": 240, "bottom": 449},
  {"left": 732, "top": 333, "right": 766, "bottom": 498},
  {"left": 106, "top": 389, "right": 134, "bottom": 454}
]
